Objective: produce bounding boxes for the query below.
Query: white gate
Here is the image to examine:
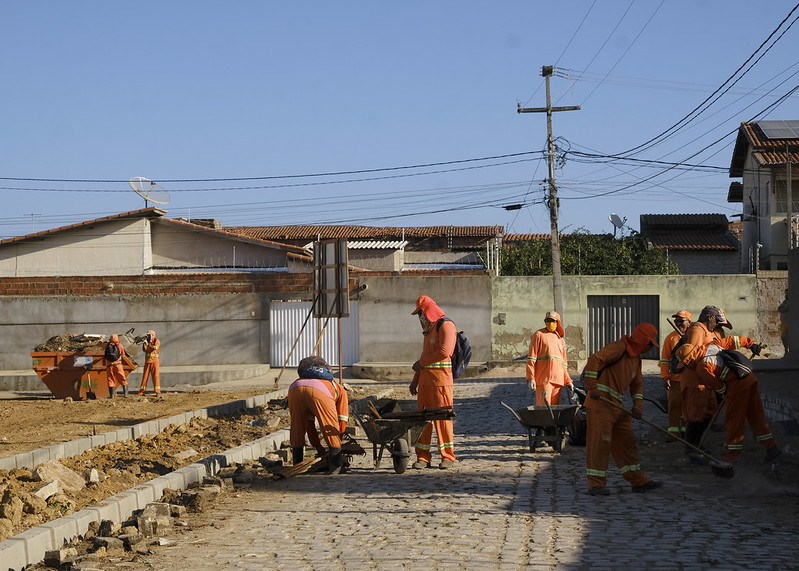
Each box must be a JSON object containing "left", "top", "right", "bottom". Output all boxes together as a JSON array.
[{"left": 269, "top": 300, "right": 360, "bottom": 367}]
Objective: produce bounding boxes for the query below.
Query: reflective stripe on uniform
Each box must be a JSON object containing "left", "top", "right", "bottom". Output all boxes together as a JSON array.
[
  {"left": 756, "top": 432, "right": 774, "bottom": 442},
  {"left": 619, "top": 464, "right": 641, "bottom": 474},
  {"left": 586, "top": 468, "right": 606, "bottom": 477},
  {"left": 597, "top": 384, "right": 624, "bottom": 401},
  {"left": 424, "top": 360, "right": 451, "bottom": 370}
]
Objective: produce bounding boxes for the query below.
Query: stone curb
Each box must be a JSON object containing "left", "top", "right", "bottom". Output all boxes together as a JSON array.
[{"left": 0, "top": 387, "right": 392, "bottom": 570}]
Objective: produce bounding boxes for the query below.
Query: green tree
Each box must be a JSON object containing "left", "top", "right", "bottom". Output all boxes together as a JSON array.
[{"left": 501, "top": 228, "right": 679, "bottom": 276}]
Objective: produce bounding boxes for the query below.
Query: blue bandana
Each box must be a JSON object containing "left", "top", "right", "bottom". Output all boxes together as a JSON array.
[{"left": 298, "top": 365, "right": 334, "bottom": 381}]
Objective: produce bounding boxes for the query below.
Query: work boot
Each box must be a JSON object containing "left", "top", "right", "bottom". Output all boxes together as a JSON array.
[
  {"left": 327, "top": 447, "right": 342, "bottom": 475},
  {"left": 292, "top": 447, "right": 304, "bottom": 466},
  {"left": 108, "top": 387, "right": 115, "bottom": 399},
  {"left": 122, "top": 385, "right": 128, "bottom": 398},
  {"left": 588, "top": 487, "right": 611, "bottom": 496},
  {"left": 411, "top": 460, "right": 431, "bottom": 469},
  {"left": 632, "top": 480, "right": 663, "bottom": 493},
  {"left": 439, "top": 459, "right": 458, "bottom": 470},
  {"left": 764, "top": 446, "right": 782, "bottom": 463}
]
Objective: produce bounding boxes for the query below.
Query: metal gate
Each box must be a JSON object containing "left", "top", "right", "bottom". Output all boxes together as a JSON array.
[
  {"left": 269, "top": 300, "right": 359, "bottom": 367},
  {"left": 587, "top": 295, "right": 660, "bottom": 360}
]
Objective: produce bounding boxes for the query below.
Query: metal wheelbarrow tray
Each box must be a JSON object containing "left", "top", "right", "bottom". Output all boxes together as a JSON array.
[
  {"left": 352, "top": 406, "right": 455, "bottom": 473},
  {"left": 501, "top": 402, "right": 579, "bottom": 453}
]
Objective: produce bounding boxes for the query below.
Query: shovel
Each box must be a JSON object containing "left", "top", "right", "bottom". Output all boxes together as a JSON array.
[{"left": 598, "top": 395, "right": 734, "bottom": 479}]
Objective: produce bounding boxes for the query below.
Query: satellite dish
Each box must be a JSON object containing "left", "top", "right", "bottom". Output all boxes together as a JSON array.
[
  {"left": 609, "top": 213, "right": 626, "bottom": 237},
  {"left": 129, "top": 177, "right": 171, "bottom": 207}
]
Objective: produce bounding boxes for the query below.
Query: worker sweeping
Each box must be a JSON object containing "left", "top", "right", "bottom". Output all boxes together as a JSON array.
[
  {"left": 288, "top": 355, "right": 349, "bottom": 475},
  {"left": 673, "top": 306, "right": 759, "bottom": 458},
  {"left": 695, "top": 344, "right": 780, "bottom": 463},
  {"left": 138, "top": 330, "right": 161, "bottom": 396},
  {"left": 582, "top": 323, "right": 663, "bottom": 495},
  {"left": 104, "top": 334, "right": 127, "bottom": 398}
]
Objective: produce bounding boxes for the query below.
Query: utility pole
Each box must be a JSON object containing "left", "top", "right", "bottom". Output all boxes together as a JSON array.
[{"left": 517, "top": 65, "right": 579, "bottom": 315}]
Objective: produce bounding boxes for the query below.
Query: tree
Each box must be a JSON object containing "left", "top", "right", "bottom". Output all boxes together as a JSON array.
[{"left": 501, "top": 228, "right": 679, "bottom": 276}]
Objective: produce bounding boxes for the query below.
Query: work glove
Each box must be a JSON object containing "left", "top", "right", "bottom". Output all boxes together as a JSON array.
[
  {"left": 631, "top": 407, "right": 643, "bottom": 420},
  {"left": 566, "top": 384, "right": 578, "bottom": 405},
  {"left": 528, "top": 380, "right": 536, "bottom": 393},
  {"left": 750, "top": 343, "right": 762, "bottom": 356},
  {"left": 409, "top": 379, "right": 418, "bottom": 396}
]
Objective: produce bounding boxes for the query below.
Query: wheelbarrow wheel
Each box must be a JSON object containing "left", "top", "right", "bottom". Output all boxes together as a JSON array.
[
  {"left": 391, "top": 438, "right": 410, "bottom": 474},
  {"left": 553, "top": 428, "right": 568, "bottom": 453}
]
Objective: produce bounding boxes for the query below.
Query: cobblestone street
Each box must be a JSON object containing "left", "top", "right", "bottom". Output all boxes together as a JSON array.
[{"left": 106, "top": 374, "right": 799, "bottom": 570}]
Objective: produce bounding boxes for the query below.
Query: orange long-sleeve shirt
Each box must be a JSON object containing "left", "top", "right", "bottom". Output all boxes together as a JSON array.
[
  {"left": 676, "top": 322, "right": 753, "bottom": 389},
  {"left": 659, "top": 330, "right": 683, "bottom": 382},
  {"left": 526, "top": 328, "right": 571, "bottom": 387},
  {"left": 582, "top": 339, "right": 644, "bottom": 407},
  {"left": 412, "top": 319, "right": 456, "bottom": 388}
]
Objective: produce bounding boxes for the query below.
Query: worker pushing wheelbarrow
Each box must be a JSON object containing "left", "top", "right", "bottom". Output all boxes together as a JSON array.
[{"left": 352, "top": 400, "right": 455, "bottom": 473}]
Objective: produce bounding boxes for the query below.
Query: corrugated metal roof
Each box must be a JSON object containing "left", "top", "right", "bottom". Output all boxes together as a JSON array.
[
  {"left": 730, "top": 121, "right": 799, "bottom": 177},
  {"left": 302, "top": 240, "right": 408, "bottom": 250}
]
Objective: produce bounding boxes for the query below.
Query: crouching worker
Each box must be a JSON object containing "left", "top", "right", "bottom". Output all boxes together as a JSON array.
[
  {"left": 695, "top": 344, "right": 780, "bottom": 463},
  {"left": 583, "top": 323, "right": 663, "bottom": 496},
  {"left": 288, "top": 356, "right": 349, "bottom": 475}
]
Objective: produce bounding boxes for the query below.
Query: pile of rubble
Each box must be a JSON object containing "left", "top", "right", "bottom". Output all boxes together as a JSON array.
[{"left": 33, "top": 331, "right": 142, "bottom": 363}]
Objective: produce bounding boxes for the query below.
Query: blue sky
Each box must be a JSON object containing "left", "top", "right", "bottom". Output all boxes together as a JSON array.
[{"left": 2, "top": 1, "right": 798, "bottom": 239}]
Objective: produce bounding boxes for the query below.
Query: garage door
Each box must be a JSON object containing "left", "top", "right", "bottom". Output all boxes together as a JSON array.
[{"left": 587, "top": 295, "right": 660, "bottom": 360}]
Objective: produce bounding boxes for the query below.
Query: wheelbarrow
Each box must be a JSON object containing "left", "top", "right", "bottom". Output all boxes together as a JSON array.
[
  {"left": 351, "top": 405, "right": 455, "bottom": 474},
  {"left": 501, "top": 401, "right": 579, "bottom": 452}
]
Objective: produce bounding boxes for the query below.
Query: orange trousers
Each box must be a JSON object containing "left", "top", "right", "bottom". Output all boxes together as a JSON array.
[
  {"left": 680, "top": 385, "right": 717, "bottom": 423},
  {"left": 667, "top": 380, "right": 683, "bottom": 434},
  {"left": 139, "top": 360, "right": 161, "bottom": 393},
  {"left": 585, "top": 399, "right": 650, "bottom": 490},
  {"left": 415, "top": 383, "right": 455, "bottom": 462},
  {"left": 107, "top": 363, "right": 127, "bottom": 389},
  {"left": 535, "top": 382, "right": 564, "bottom": 407},
  {"left": 722, "top": 374, "right": 776, "bottom": 462},
  {"left": 288, "top": 385, "right": 342, "bottom": 449}
]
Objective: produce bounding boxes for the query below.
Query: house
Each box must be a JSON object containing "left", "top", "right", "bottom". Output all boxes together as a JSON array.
[
  {"left": 0, "top": 208, "right": 309, "bottom": 277},
  {"left": 639, "top": 214, "right": 740, "bottom": 274},
  {"left": 729, "top": 120, "right": 799, "bottom": 271},
  {"left": 224, "top": 224, "right": 503, "bottom": 273}
]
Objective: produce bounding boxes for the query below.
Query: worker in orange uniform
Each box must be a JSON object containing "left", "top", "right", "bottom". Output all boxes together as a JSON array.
[
  {"left": 288, "top": 355, "right": 349, "bottom": 474},
  {"left": 104, "top": 334, "right": 128, "bottom": 398},
  {"left": 138, "top": 330, "right": 161, "bottom": 396},
  {"left": 526, "top": 311, "right": 573, "bottom": 407},
  {"left": 694, "top": 344, "right": 778, "bottom": 462},
  {"left": 582, "top": 323, "right": 663, "bottom": 495},
  {"left": 409, "top": 295, "right": 457, "bottom": 470},
  {"left": 674, "top": 306, "right": 757, "bottom": 455},
  {"left": 659, "top": 310, "right": 691, "bottom": 437}
]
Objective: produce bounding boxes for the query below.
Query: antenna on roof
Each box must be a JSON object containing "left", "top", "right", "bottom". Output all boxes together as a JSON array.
[
  {"left": 129, "top": 177, "right": 171, "bottom": 208},
  {"left": 609, "top": 213, "right": 626, "bottom": 238}
]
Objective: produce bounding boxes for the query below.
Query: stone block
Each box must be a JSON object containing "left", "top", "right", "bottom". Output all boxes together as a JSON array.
[
  {"left": 13, "top": 525, "right": 57, "bottom": 566},
  {"left": 0, "top": 456, "right": 15, "bottom": 471},
  {"left": 130, "top": 484, "right": 156, "bottom": 508},
  {"left": 110, "top": 491, "right": 140, "bottom": 519},
  {"left": 119, "top": 532, "right": 144, "bottom": 549},
  {"left": 63, "top": 509, "right": 101, "bottom": 538},
  {"left": 40, "top": 516, "right": 80, "bottom": 546},
  {"left": 176, "top": 464, "right": 206, "bottom": 487},
  {"left": 43, "top": 443, "right": 66, "bottom": 462},
  {"left": 89, "top": 434, "right": 107, "bottom": 448},
  {"left": 142, "top": 503, "right": 172, "bottom": 518},
  {"left": 92, "top": 536, "right": 125, "bottom": 551},
  {"left": 14, "top": 451, "right": 34, "bottom": 470},
  {"left": 86, "top": 500, "right": 120, "bottom": 524},
  {"left": 115, "top": 427, "right": 133, "bottom": 442},
  {"left": 32, "top": 481, "right": 60, "bottom": 500},
  {"left": 44, "top": 546, "right": 78, "bottom": 567},
  {"left": 0, "top": 538, "right": 27, "bottom": 570},
  {"left": 98, "top": 520, "right": 122, "bottom": 536},
  {"left": 33, "top": 461, "right": 85, "bottom": 492}
]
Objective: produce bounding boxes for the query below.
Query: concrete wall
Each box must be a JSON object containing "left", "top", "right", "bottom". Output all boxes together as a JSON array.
[
  {"left": 490, "top": 274, "right": 760, "bottom": 370},
  {"left": 151, "top": 223, "right": 287, "bottom": 270},
  {"left": 0, "top": 219, "right": 150, "bottom": 277},
  {"left": 355, "top": 275, "right": 492, "bottom": 363}
]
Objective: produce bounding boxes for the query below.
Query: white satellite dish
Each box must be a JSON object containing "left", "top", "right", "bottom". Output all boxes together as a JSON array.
[
  {"left": 609, "top": 213, "right": 626, "bottom": 237},
  {"left": 129, "top": 177, "right": 171, "bottom": 207}
]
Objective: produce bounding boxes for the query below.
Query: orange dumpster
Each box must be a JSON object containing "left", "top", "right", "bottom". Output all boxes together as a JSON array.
[{"left": 31, "top": 350, "right": 137, "bottom": 399}]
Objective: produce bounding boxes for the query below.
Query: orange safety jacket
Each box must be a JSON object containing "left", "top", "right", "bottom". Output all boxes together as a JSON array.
[
  {"left": 582, "top": 339, "right": 644, "bottom": 408},
  {"left": 144, "top": 338, "right": 160, "bottom": 362},
  {"left": 412, "top": 318, "right": 456, "bottom": 388},
  {"left": 676, "top": 322, "right": 753, "bottom": 389},
  {"left": 526, "top": 328, "right": 571, "bottom": 387},
  {"left": 289, "top": 377, "right": 349, "bottom": 433}
]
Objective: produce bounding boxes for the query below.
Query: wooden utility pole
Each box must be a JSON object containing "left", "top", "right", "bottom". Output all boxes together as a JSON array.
[{"left": 517, "top": 65, "right": 579, "bottom": 315}]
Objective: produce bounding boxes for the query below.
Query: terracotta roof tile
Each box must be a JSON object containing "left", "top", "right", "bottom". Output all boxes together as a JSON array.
[
  {"left": 225, "top": 225, "right": 503, "bottom": 241},
  {"left": 646, "top": 230, "right": 738, "bottom": 251},
  {"left": 730, "top": 121, "right": 799, "bottom": 177},
  {"left": 503, "top": 233, "right": 552, "bottom": 241}
]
